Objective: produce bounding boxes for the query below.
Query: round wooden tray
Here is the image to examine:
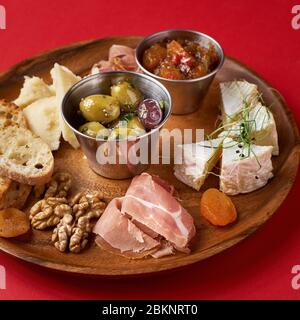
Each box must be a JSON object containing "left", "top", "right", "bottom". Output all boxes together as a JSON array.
[{"left": 0, "top": 36, "right": 299, "bottom": 276}]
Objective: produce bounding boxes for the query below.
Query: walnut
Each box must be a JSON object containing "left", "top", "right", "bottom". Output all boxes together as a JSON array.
[
  {"left": 29, "top": 175, "right": 107, "bottom": 253},
  {"left": 69, "top": 205, "right": 104, "bottom": 253},
  {"left": 29, "top": 197, "right": 71, "bottom": 230},
  {"left": 71, "top": 191, "right": 105, "bottom": 220},
  {"left": 52, "top": 213, "right": 74, "bottom": 252},
  {"left": 67, "top": 191, "right": 105, "bottom": 253},
  {"left": 44, "top": 172, "right": 72, "bottom": 199}
]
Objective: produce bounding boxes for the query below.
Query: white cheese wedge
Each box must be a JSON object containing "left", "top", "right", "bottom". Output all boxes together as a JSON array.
[
  {"left": 220, "top": 138, "right": 273, "bottom": 195},
  {"left": 220, "top": 81, "right": 259, "bottom": 124},
  {"left": 219, "top": 102, "right": 279, "bottom": 155},
  {"left": 23, "top": 97, "right": 61, "bottom": 151},
  {"left": 14, "top": 76, "right": 54, "bottom": 109},
  {"left": 50, "top": 63, "right": 81, "bottom": 149},
  {"left": 174, "top": 138, "right": 223, "bottom": 191}
]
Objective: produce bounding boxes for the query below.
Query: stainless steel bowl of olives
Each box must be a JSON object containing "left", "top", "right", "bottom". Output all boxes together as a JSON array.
[{"left": 62, "top": 71, "right": 172, "bottom": 179}]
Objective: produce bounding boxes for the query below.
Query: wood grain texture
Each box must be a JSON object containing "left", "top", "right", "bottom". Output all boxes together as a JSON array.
[{"left": 0, "top": 36, "right": 299, "bottom": 276}]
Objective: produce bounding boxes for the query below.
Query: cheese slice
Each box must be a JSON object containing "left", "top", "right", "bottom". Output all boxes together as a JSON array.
[
  {"left": 174, "top": 138, "right": 223, "bottom": 191},
  {"left": 23, "top": 97, "right": 61, "bottom": 151},
  {"left": 220, "top": 80, "right": 259, "bottom": 124},
  {"left": 220, "top": 138, "right": 273, "bottom": 195},
  {"left": 14, "top": 76, "right": 54, "bottom": 109},
  {"left": 50, "top": 63, "right": 81, "bottom": 149},
  {"left": 219, "top": 102, "right": 279, "bottom": 155}
]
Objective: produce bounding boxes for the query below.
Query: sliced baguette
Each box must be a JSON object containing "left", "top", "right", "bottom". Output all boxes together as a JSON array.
[
  {"left": 0, "top": 125, "right": 54, "bottom": 185},
  {"left": 0, "top": 99, "right": 27, "bottom": 129},
  {"left": 0, "top": 176, "right": 31, "bottom": 210}
]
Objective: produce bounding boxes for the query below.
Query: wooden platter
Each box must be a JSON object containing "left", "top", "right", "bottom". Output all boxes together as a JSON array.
[{"left": 0, "top": 36, "right": 299, "bottom": 276}]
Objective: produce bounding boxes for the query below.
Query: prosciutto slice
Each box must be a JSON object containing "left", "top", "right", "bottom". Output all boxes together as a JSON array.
[
  {"left": 94, "top": 198, "right": 160, "bottom": 258},
  {"left": 91, "top": 44, "right": 141, "bottom": 74},
  {"left": 93, "top": 173, "right": 196, "bottom": 258},
  {"left": 122, "top": 173, "right": 195, "bottom": 249}
]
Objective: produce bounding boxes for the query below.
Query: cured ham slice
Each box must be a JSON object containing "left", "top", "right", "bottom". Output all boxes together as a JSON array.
[
  {"left": 93, "top": 173, "right": 196, "bottom": 259},
  {"left": 122, "top": 173, "right": 196, "bottom": 249},
  {"left": 91, "top": 45, "right": 141, "bottom": 74},
  {"left": 94, "top": 198, "right": 160, "bottom": 258}
]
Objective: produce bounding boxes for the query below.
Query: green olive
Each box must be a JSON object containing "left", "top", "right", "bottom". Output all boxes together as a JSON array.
[
  {"left": 79, "top": 95, "right": 120, "bottom": 124},
  {"left": 127, "top": 116, "right": 145, "bottom": 130},
  {"left": 79, "top": 122, "right": 110, "bottom": 139},
  {"left": 111, "top": 81, "right": 143, "bottom": 112},
  {"left": 108, "top": 127, "right": 145, "bottom": 140}
]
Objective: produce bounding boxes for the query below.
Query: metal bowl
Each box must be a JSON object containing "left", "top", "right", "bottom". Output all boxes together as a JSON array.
[
  {"left": 135, "top": 29, "right": 224, "bottom": 115},
  {"left": 61, "top": 71, "right": 172, "bottom": 179}
]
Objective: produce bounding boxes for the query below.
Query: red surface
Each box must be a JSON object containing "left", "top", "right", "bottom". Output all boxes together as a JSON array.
[{"left": 0, "top": 0, "right": 300, "bottom": 300}]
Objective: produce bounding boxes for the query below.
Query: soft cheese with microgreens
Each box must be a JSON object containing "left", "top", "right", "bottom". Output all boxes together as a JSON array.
[
  {"left": 174, "top": 138, "right": 223, "bottom": 191},
  {"left": 220, "top": 80, "right": 259, "bottom": 124},
  {"left": 220, "top": 138, "right": 273, "bottom": 195},
  {"left": 219, "top": 80, "right": 279, "bottom": 156}
]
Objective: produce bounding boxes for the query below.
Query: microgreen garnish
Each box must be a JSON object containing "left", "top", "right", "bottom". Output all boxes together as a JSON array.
[
  {"left": 120, "top": 112, "right": 135, "bottom": 122},
  {"left": 205, "top": 81, "right": 274, "bottom": 167}
]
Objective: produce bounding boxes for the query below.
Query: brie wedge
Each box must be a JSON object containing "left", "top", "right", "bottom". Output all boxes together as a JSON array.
[
  {"left": 220, "top": 80, "right": 259, "bottom": 124},
  {"left": 220, "top": 138, "right": 273, "bottom": 195},
  {"left": 14, "top": 76, "right": 54, "bottom": 109},
  {"left": 174, "top": 138, "right": 223, "bottom": 191},
  {"left": 23, "top": 96, "right": 61, "bottom": 151},
  {"left": 50, "top": 63, "right": 81, "bottom": 149},
  {"left": 219, "top": 102, "right": 279, "bottom": 155}
]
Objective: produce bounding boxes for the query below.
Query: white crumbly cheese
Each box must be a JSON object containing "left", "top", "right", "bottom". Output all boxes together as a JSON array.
[
  {"left": 219, "top": 102, "right": 279, "bottom": 155},
  {"left": 14, "top": 76, "right": 54, "bottom": 109},
  {"left": 50, "top": 63, "right": 81, "bottom": 149},
  {"left": 174, "top": 138, "right": 223, "bottom": 191},
  {"left": 23, "top": 96, "right": 61, "bottom": 151},
  {"left": 220, "top": 80, "right": 259, "bottom": 124},
  {"left": 220, "top": 138, "right": 273, "bottom": 195}
]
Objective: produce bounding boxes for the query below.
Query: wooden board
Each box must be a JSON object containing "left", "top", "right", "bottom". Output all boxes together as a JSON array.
[{"left": 0, "top": 36, "right": 299, "bottom": 276}]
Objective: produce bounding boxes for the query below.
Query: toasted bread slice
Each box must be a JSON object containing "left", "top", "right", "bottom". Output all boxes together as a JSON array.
[
  {"left": 0, "top": 176, "right": 31, "bottom": 210},
  {"left": 0, "top": 101, "right": 32, "bottom": 207},
  {"left": 0, "top": 99, "right": 27, "bottom": 129},
  {"left": 0, "top": 125, "right": 54, "bottom": 185}
]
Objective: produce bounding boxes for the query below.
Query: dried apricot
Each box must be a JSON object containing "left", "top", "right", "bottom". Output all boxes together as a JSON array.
[
  {"left": 200, "top": 188, "right": 237, "bottom": 226},
  {"left": 0, "top": 208, "right": 30, "bottom": 238}
]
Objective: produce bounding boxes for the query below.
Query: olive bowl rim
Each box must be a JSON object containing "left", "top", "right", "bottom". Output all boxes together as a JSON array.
[
  {"left": 135, "top": 28, "right": 225, "bottom": 84},
  {"left": 61, "top": 70, "right": 173, "bottom": 142}
]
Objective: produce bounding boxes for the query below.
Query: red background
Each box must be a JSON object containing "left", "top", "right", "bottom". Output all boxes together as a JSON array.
[{"left": 0, "top": 0, "right": 300, "bottom": 300}]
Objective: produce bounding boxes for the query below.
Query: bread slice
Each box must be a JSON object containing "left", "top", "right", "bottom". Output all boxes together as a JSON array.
[
  {"left": 0, "top": 125, "right": 54, "bottom": 185},
  {"left": 0, "top": 99, "right": 27, "bottom": 129},
  {"left": 0, "top": 176, "right": 31, "bottom": 210}
]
